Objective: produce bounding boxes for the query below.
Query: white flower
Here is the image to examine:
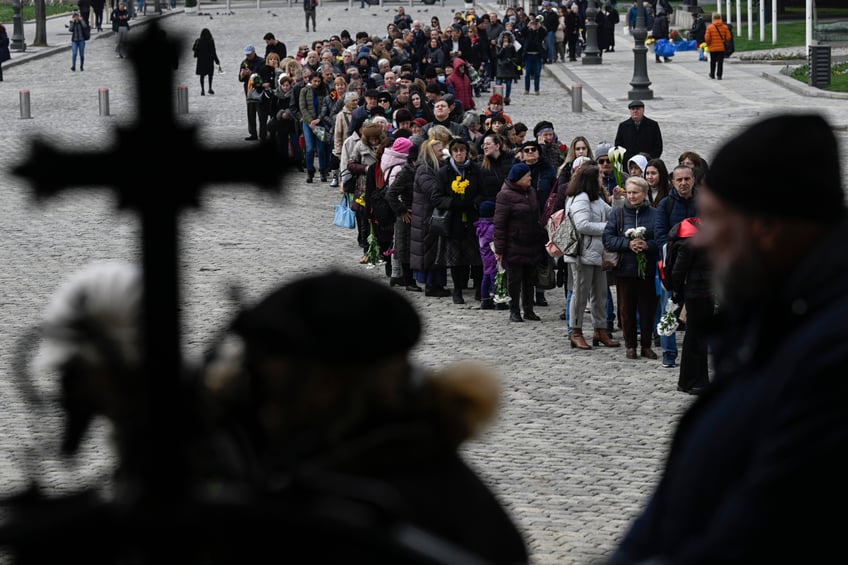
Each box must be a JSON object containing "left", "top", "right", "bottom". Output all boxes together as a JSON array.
[
  {"left": 610, "top": 146, "right": 627, "bottom": 164},
  {"left": 626, "top": 226, "right": 646, "bottom": 239}
]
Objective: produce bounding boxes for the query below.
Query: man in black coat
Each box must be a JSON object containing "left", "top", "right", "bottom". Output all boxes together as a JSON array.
[
  {"left": 607, "top": 114, "right": 848, "bottom": 565},
  {"left": 263, "top": 32, "right": 287, "bottom": 61},
  {"left": 614, "top": 100, "right": 663, "bottom": 163}
]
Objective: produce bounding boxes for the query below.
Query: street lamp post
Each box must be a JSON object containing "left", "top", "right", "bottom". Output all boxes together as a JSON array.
[
  {"left": 582, "top": 0, "right": 602, "bottom": 65},
  {"left": 628, "top": 1, "right": 653, "bottom": 100},
  {"left": 11, "top": 0, "right": 27, "bottom": 52}
]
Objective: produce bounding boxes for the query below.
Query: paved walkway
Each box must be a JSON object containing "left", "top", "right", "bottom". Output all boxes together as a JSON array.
[{"left": 1, "top": 4, "right": 847, "bottom": 564}]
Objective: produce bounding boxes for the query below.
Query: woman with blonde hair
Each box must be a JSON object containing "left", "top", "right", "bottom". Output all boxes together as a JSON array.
[
  {"left": 556, "top": 135, "right": 594, "bottom": 186},
  {"left": 411, "top": 135, "right": 451, "bottom": 296}
]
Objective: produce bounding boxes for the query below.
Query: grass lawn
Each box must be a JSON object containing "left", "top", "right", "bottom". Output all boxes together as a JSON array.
[
  {"left": 0, "top": 3, "right": 76, "bottom": 22},
  {"left": 791, "top": 61, "right": 848, "bottom": 93}
]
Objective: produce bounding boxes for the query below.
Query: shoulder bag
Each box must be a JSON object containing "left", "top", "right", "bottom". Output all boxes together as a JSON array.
[
  {"left": 428, "top": 207, "right": 452, "bottom": 238},
  {"left": 718, "top": 24, "right": 734, "bottom": 57},
  {"left": 554, "top": 196, "right": 581, "bottom": 257}
]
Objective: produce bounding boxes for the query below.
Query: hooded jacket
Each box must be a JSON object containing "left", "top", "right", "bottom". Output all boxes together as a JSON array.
[{"left": 446, "top": 58, "right": 476, "bottom": 111}]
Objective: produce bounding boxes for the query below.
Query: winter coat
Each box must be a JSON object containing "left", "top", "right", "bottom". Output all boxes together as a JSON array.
[
  {"left": 563, "top": 192, "right": 612, "bottom": 267},
  {"left": 493, "top": 179, "right": 546, "bottom": 266},
  {"left": 0, "top": 28, "right": 11, "bottom": 64},
  {"left": 495, "top": 42, "right": 521, "bottom": 80},
  {"left": 299, "top": 84, "right": 328, "bottom": 124},
  {"left": 603, "top": 201, "right": 658, "bottom": 279},
  {"left": 474, "top": 218, "right": 497, "bottom": 276},
  {"left": 432, "top": 160, "right": 482, "bottom": 240},
  {"left": 333, "top": 106, "right": 353, "bottom": 157},
  {"left": 446, "top": 58, "right": 475, "bottom": 111},
  {"left": 425, "top": 44, "right": 446, "bottom": 69},
  {"left": 522, "top": 25, "right": 547, "bottom": 55},
  {"left": 69, "top": 19, "right": 87, "bottom": 42},
  {"left": 654, "top": 189, "right": 698, "bottom": 248},
  {"left": 690, "top": 17, "right": 707, "bottom": 44},
  {"left": 410, "top": 161, "right": 443, "bottom": 272},
  {"left": 479, "top": 152, "right": 514, "bottom": 202},
  {"left": 528, "top": 156, "right": 557, "bottom": 215},
  {"left": 380, "top": 149, "right": 408, "bottom": 188},
  {"left": 651, "top": 13, "right": 669, "bottom": 40},
  {"left": 193, "top": 35, "right": 219, "bottom": 76},
  {"left": 387, "top": 161, "right": 415, "bottom": 217},
  {"left": 609, "top": 220, "right": 848, "bottom": 565},
  {"left": 669, "top": 221, "right": 712, "bottom": 301},
  {"left": 704, "top": 18, "right": 731, "bottom": 53},
  {"left": 614, "top": 115, "right": 663, "bottom": 163}
]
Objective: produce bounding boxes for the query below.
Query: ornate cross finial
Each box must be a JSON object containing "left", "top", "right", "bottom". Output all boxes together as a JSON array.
[{"left": 13, "top": 21, "right": 286, "bottom": 501}]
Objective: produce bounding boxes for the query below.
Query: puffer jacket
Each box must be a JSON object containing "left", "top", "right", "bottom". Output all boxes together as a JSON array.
[
  {"left": 563, "top": 192, "right": 612, "bottom": 267},
  {"left": 603, "top": 201, "right": 658, "bottom": 279},
  {"left": 432, "top": 159, "right": 482, "bottom": 240},
  {"left": 446, "top": 58, "right": 475, "bottom": 110},
  {"left": 655, "top": 188, "right": 698, "bottom": 248},
  {"left": 410, "top": 161, "right": 443, "bottom": 272},
  {"left": 380, "top": 149, "right": 408, "bottom": 187},
  {"left": 493, "top": 179, "right": 546, "bottom": 266},
  {"left": 704, "top": 18, "right": 731, "bottom": 53}
]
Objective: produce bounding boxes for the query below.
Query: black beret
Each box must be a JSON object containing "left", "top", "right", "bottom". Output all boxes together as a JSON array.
[
  {"left": 705, "top": 114, "right": 845, "bottom": 224},
  {"left": 232, "top": 272, "right": 421, "bottom": 365}
]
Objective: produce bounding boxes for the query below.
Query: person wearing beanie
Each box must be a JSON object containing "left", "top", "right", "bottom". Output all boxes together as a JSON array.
[
  {"left": 433, "top": 136, "right": 483, "bottom": 304},
  {"left": 494, "top": 162, "right": 545, "bottom": 322},
  {"left": 534, "top": 121, "right": 563, "bottom": 170},
  {"left": 519, "top": 139, "right": 557, "bottom": 307},
  {"left": 609, "top": 114, "right": 848, "bottom": 565},
  {"left": 393, "top": 107, "right": 413, "bottom": 131},
  {"left": 482, "top": 94, "right": 513, "bottom": 126},
  {"left": 217, "top": 271, "right": 528, "bottom": 564},
  {"left": 386, "top": 139, "right": 423, "bottom": 292}
]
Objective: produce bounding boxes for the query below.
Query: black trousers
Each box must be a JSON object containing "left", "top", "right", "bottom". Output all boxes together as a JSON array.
[
  {"left": 617, "top": 275, "right": 658, "bottom": 349},
  {"left": 507, "top": 263, "right": 536, "bottom": 314},
  {"left": 709, "top": 51, "right": 725, "bottom": 78},
  {"left": 678, "top": 295, "right": 713, "bottom": 391}
]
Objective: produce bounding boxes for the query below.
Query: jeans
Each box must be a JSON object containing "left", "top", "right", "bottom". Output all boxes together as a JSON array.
[
  {"left": 71, "top": 40, "right": 86, "bottom": 68},
  {"left": 496, "top": 78, "right": 512, "bottom": 99},
  {"left": 524, "top": 54, "right": 541, "bottom": 92},
  {"left": 657, "top": 286, "right": 677, "bottom": 364},
  {"left": 546, "top": 31, "right": 555, "bottom": 62},
  {"left": 302, "top": 122, "right": 330, "bottom": 173}
]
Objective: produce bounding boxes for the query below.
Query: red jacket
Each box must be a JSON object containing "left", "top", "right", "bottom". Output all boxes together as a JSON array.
[{"left": 446, "top": 58, "right": 475, "bottom": 111}]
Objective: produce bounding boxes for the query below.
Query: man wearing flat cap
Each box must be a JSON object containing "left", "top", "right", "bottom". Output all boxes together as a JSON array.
[
  {"left": 607, "top": 113, "right": 848, "bottom": 565},
  {"left": 614, "top": 100, "right": 663, "bottom": 163}
]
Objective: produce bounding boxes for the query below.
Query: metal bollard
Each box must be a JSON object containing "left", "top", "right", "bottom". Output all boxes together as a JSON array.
[
  {"left": 99, "top": 87, "right": 111, "bottom": 116},
  {"left": 571, "top": 84, "right": 583, "bottom": 113},
  {"left": 176, "top": 85, "right": 189, "bottom": 115},
  {"left": 492, "top": 83, "right": 505, "bottom": 99},
  {"left": 19, "top": 90, "right": 32, "bottom": 119}
]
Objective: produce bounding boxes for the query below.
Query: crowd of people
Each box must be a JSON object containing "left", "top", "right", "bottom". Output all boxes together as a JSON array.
[{"left": 224, "top": 0, "right": 726, "bottom": 397}]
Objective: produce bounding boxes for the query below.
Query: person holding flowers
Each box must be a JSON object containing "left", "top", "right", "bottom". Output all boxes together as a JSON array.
[
  {"left": 433, "top": 137, "right": 483, "bottom": 305},
  {"left": 603, "top": 176, "right": 659, "bottom": 360}
]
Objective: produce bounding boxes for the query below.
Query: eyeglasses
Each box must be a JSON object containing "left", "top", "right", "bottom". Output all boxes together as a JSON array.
[
  {"left": 597, "top": 158, "right": 609, "bottom": 163},
  {"left": 522, "top": 147, "right": 537, "bottom": 153}
]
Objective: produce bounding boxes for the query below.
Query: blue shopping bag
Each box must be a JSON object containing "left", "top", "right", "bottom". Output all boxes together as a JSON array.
[
  {"left": 655, "top": 39, "right": 675, "bottom": 58},
  {"left": 333, "top": 194, "right": 356, "bottom": 229}
]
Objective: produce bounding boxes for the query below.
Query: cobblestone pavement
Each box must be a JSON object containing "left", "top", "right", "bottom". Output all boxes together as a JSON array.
[{"left": 1, "top": 4, "right": 847, "bottom": 564}]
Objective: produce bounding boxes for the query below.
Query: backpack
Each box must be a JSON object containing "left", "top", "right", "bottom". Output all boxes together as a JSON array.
[
  {"left": 367, "top": 164, "right": 400, "bottom": 226},
  {"left": 544, "top": 208, "right": 565, "bottom": 258},
  {"left": 659, "top": 217, "right": 699, "bottom": 291}
]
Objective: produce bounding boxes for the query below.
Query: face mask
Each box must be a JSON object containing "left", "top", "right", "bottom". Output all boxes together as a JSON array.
[{"left": 437, "top": 75, "right": 446, "bottom": 83}]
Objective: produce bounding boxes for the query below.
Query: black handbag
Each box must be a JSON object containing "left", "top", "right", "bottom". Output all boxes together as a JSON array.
[
  {"left": 428, "top": 208, "right": 452, "bottom": 237},
  {"left": 536, "top": 256, "right": 556, "bottom": 290}
]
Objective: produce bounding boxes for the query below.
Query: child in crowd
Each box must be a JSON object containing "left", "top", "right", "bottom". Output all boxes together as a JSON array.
[{"left": 475, "top": 200, "right": 497, "bottom": 310}]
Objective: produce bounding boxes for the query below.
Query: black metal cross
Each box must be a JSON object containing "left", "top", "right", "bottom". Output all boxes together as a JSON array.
[{"left": 13, "top": 22, "right": 284, "bottom": 502}]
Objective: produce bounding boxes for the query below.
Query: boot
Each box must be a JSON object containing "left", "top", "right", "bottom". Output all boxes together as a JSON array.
[
  {"left": 569, "top": 328, "right": 592, "bottom": 350},
  {"left": 452, "top": 288, "right": 465, "bottom": 304},
  {"left": 592, "top": 329, "right": 620, "bottom": 348},
  {"left": 503, "top": 97, "right": 510, "bottom": 105},
  {"left": 641, "top": 347, "right": 658, "bottom": 360},
  {"left": 306, "top": 170, "right": 315, "bottom": 183},
  {"left": 480, "top": 297, "right": 495, "bottom": 310},
  {"left": 320, "top": 169, "right": 329, "bottom": 182}
]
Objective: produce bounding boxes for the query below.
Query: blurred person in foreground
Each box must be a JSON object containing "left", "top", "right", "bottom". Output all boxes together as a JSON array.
[{"left": 606, "top": 113, "right": 848, "bottom": 564}]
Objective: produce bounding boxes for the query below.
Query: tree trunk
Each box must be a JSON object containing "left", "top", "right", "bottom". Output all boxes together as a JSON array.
[{"left": 33, "top": 0, "right": 47, "bottom": 47}]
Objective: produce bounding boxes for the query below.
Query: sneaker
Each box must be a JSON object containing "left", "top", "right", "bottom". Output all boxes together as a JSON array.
[{"left": 662, "top": 362, "right": 676, "bottom": 369}]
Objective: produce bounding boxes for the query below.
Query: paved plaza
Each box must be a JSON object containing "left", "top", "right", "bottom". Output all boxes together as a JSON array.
[{"left": 1, "top": 3, "right": 847, "bottom": 563}]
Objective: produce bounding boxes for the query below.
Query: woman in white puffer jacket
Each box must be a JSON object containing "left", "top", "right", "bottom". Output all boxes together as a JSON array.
[{"left": 563, "top": 160, "right": 617, "bottom": 350}]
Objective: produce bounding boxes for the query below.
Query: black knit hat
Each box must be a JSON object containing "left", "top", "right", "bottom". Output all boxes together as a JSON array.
[
  {"left": 705, "top": 114, "right": 845, "bottom": 224},
  {"left": 232, "top": 272, "right": 421, "bottom": 365}
]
